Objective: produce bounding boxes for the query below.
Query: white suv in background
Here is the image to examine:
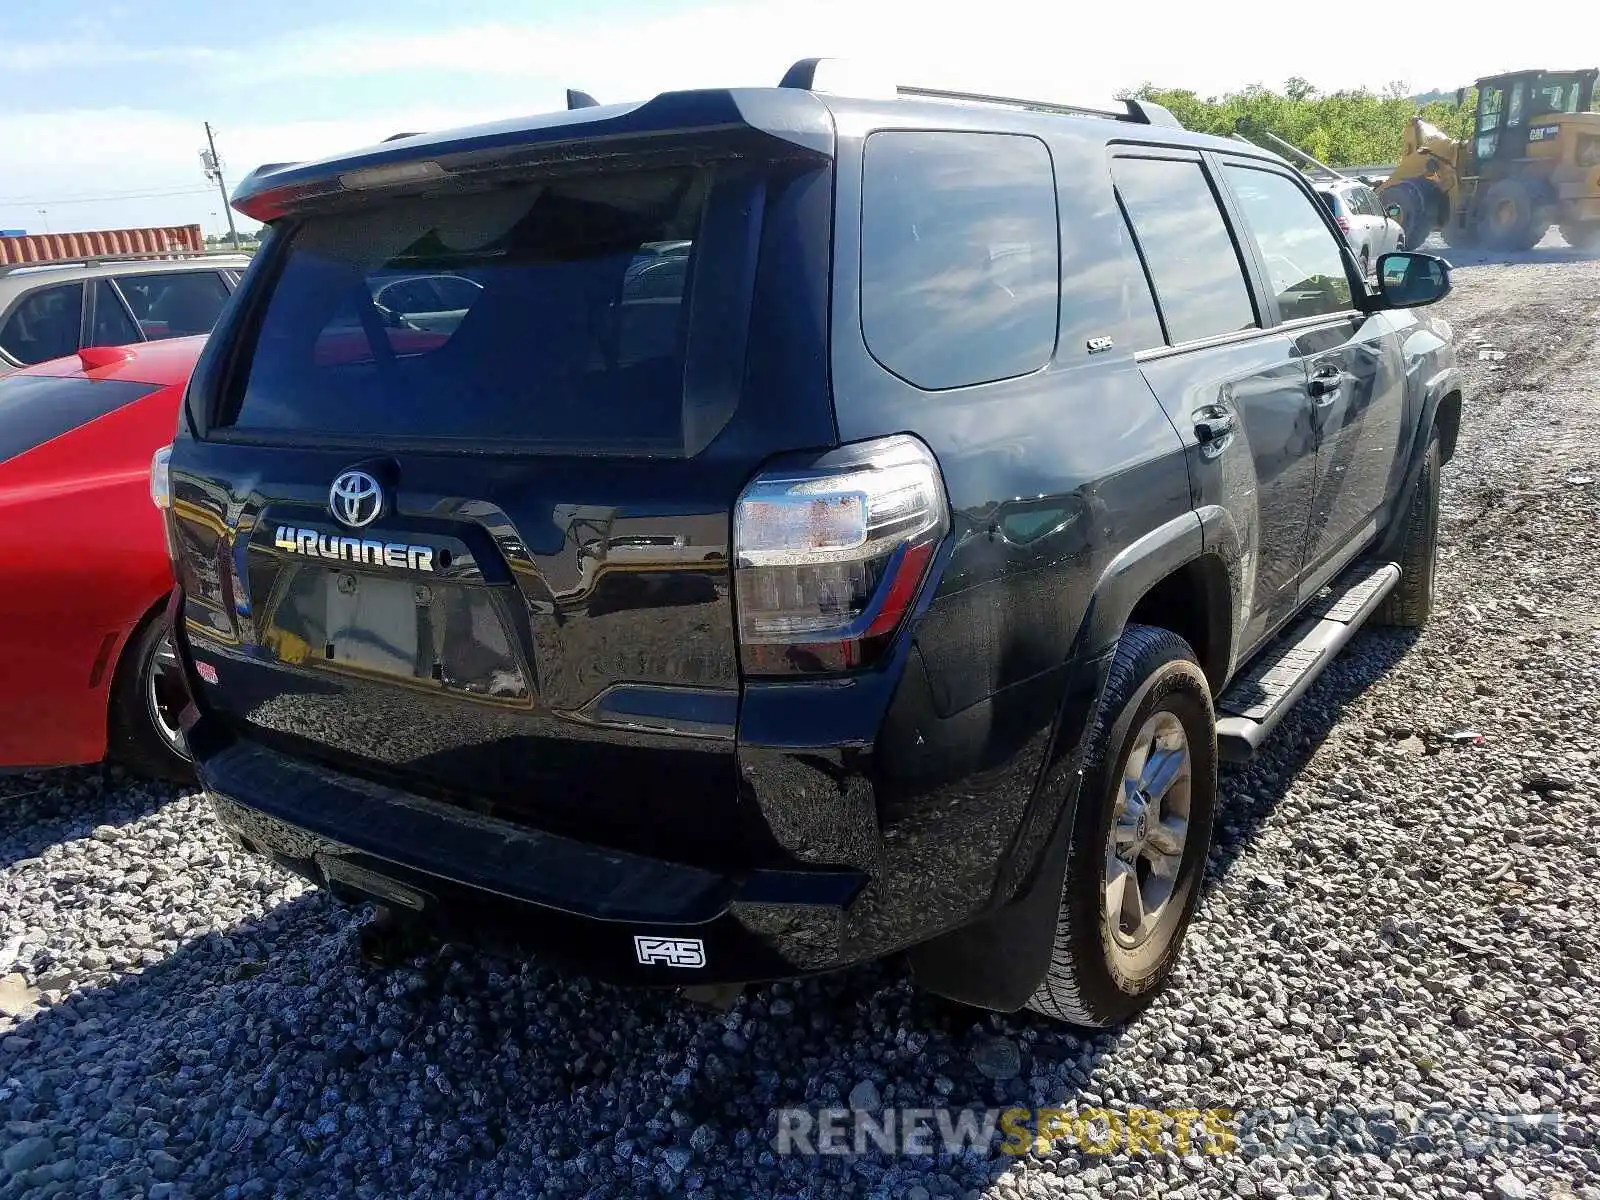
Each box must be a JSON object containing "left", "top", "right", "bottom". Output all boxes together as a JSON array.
[
  {"left": 0, "top": 254, "right": 248, "bottom": 376},
  {"left": 1314, "top": 179, "right": 1405, "bottom": 275}
]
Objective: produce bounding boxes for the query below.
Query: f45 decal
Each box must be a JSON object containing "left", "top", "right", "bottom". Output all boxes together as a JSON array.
[{"left": 634, "top": 936, "right": 706, "bottom": 968}]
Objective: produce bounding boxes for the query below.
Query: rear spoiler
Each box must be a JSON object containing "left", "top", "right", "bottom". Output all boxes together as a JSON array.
[{"left": 230, "top": 90, "right": 836, "bottom": 223}]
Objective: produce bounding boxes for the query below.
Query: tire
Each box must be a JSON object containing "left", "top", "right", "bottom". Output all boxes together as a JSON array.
[
  {"left": 1374, "top": 430, "right": 1440, "bottom": 629},
  {"left": 108, "top": 611, "right": 193, "bottom": 783},
  {"left": 1025, "top": 625, "right": 1217, "bottom": 1028},
  {"left": 1436, "top": 220, "right": 1481, "bottom": 250},
  {"left": 1476, "top": 179, "right": 1543, "bottom": 252},
  {"left": 1381, "top": 180, "right": 1437, "bottom": 252},
  {"left": 1358, "top": 247, "right": 1370, "bottom": 279},
  {"left": 1560, "top": 221, "right": 1600, "bottom": 251}
]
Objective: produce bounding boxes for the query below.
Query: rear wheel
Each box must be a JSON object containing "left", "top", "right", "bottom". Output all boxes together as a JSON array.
[
  {"left": 1374, "top": 430, "right": 1440, "bottom": 629},
  {"left": 1476, "top": 179, "right": 1543, "bottom": 252},
  {"left": 1025, "top": 625, "right": 1217, "bottom": 1028},
  {"left": 1560, "top": 221, "right": 1600, "bottom": 251},
  {"left": 109, "top": 612, "right": 193, "bottom": 783}
]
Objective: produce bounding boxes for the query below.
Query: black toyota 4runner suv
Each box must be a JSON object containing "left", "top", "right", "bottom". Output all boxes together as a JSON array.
[{"left": 157, "top": 59, "right": 1463, "bottom": 1027}]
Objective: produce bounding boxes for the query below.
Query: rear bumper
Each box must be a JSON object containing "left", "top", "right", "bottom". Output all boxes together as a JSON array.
[
  {"left": 183, "top": 587, "right": 1106, "bottom": 993},
  {"left": 198, "top": 732, "right": 876, "bottom": 985}
]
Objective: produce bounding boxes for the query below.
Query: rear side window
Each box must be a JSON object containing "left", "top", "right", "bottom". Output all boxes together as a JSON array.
[
  {"left": 0, "top": 282, "right": 84, "bottom": 366},
  {"left": 1112, "top": 158, "right": 1256, "bottom": 345},
  {"left": 116, "top": 271, "right": 231, "bottom": 339},
  {"left": 228, "top": 167, "right": 710, "bottom": 450},
  {"left": 860, "top": 131, "right": 1059, "bottom": 389}
]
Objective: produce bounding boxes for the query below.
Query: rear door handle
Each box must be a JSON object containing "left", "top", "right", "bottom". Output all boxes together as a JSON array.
[
  {"left": 1193, "top": 406, "right": 1236, "bottom": 452},
  {"left": 1308, "top": 365, "right": 1346, "bottom": 401}
]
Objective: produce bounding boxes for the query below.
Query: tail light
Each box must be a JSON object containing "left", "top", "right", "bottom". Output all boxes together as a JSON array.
[
  {"left": 149, "top": 445, "right": 172, "bottom": 510},
  {"left": 1335, "top": 214, "right": 1351, "bottom": 233},
  {"left": 150, "top": 444, "right": 177, "bottom": 558},
  {"left": 733, "top": 435, "right": 949, "bottom": 675}
]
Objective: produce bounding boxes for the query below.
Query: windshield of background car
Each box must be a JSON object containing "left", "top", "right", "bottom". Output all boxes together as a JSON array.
[{"left": 225, "top": 166, "right": 710, "bottom": 452}]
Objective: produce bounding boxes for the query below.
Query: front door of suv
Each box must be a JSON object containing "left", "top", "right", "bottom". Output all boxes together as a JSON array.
[
  {"left": 1217, "top": 160, "right": 1408, "bottom": 596},
  {"left": 1111, "top": 152, "right": 1320, "bottom": 658}
]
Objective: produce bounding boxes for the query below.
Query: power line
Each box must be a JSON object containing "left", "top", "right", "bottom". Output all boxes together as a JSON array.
[{"left": 0, "top": 186, "right": 215, "bottom": 206}]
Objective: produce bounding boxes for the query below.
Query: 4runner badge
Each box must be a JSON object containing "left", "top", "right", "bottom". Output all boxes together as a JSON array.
[
  {"left": 273, "top": 526, "right": 436, "bottom": 572},
  {"left": 634, "top": 936, "right": 706, "bottom": 968}
]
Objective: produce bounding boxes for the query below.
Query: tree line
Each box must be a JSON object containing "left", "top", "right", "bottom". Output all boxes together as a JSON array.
[{"left": 1129, "top": 78, "right": 1478, "bottom": 167}]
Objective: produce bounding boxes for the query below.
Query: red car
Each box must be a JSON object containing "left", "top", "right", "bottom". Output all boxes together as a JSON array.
[{"left": 0, "top": 337, "right": 200, "bottom": 780}]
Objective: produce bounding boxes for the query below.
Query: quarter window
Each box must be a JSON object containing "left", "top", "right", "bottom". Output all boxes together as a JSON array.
[
  {"left": 861, "top": 131, "right": 1059, "bottom": 389},
  {"left": 1224, "top": 166, "right": 1353, "bottom": 321},
  {"left": 1112, "top": 157, "right": 1256, "bottom": 345}
]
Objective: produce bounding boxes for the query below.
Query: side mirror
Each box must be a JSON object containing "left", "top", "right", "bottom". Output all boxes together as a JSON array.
[
  {"left": 1370, "top": 252, "right": 1452, "bottom": 310},
  {"left": 374, "top": 303, "right": 408, "bottom": 330},
  {"left": 1385, "top": 204, "right": 1403, "bottom": 221}
]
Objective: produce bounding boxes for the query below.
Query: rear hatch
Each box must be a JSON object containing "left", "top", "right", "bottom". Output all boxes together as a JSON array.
[{"left": 167, "top": 97, "right": 839, "bottom": 868}]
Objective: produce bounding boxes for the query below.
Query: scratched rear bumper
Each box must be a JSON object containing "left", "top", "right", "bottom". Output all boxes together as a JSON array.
[{"left": 195, "top": 726, "right": 874, "bottom": 985}]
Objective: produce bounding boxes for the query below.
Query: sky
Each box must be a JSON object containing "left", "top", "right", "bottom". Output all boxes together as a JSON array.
[{"left": 2, "top": 0, "right": 1594, "bottom": 235}]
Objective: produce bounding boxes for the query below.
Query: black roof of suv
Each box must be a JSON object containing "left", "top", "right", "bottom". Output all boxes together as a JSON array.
[{"left": 163, "top": 59, "right": 1462, "bottom": 1027}]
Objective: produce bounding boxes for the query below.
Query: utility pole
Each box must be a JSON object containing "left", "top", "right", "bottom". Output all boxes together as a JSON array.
[{"left": 201, "top": 122, "right": 240, "bottom": 251}]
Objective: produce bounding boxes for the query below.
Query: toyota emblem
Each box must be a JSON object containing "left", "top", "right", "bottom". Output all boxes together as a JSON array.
[{"left": 329, "top": 470, "right": 384, "bottom": 529}]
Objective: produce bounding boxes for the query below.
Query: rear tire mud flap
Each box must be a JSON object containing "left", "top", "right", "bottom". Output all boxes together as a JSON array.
[
  {"left": 906, "top": 805, "right": 1078, "bottom": 1012},
  {"left": 906, "top": 651, "right": 1112, "bottom": 1012}
]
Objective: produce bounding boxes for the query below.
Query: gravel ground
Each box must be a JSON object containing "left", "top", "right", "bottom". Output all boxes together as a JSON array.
[{"left": 2, "top": 252, "right": 1598, "bottom": 1200}]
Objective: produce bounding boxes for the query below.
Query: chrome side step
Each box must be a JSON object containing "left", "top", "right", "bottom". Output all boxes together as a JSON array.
[{"left": 1216, "top": 562, "right": 1400, "bottom": 762}]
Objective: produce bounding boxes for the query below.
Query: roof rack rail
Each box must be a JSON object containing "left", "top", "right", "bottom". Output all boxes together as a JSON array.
[
  {"left": 0, "top": 249, "right": 244, "bottom": 276},
  {"left": 898, "top": 85, "right": 1183, "bottom": 129},
  {"left": 778, "top": 59, "right": 1184, "bottom": 129}
]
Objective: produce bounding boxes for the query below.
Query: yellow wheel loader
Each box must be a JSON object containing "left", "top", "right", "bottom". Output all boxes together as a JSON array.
[{"left": 1379, "top": 68, "right": 1600, "bottom": 252}]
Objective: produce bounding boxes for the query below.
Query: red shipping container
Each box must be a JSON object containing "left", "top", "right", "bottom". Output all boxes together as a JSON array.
[{"left": 0, "top": 224, "right": 204, "bottom": 266}]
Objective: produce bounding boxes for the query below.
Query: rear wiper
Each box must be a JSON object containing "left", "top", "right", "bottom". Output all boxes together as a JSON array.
[{"left": 351, "top": 285, "right": 403, "bottom": 392}]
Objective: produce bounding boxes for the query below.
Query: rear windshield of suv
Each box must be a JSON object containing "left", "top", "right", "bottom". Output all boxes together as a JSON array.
[{"left": 226, "top": 167, "right": 710, "bottom": 452}]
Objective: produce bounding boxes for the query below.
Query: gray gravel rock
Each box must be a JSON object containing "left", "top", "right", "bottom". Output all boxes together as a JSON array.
[
  {"left": 1, "top": 1135, "right": 52, "bottom": 1175},
  {"left": 2, "top": 257, "right": 1598, "bottom": 1197},
  {"left": 849, "top": 1078, "right": 882, "bottom": 1112}
]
